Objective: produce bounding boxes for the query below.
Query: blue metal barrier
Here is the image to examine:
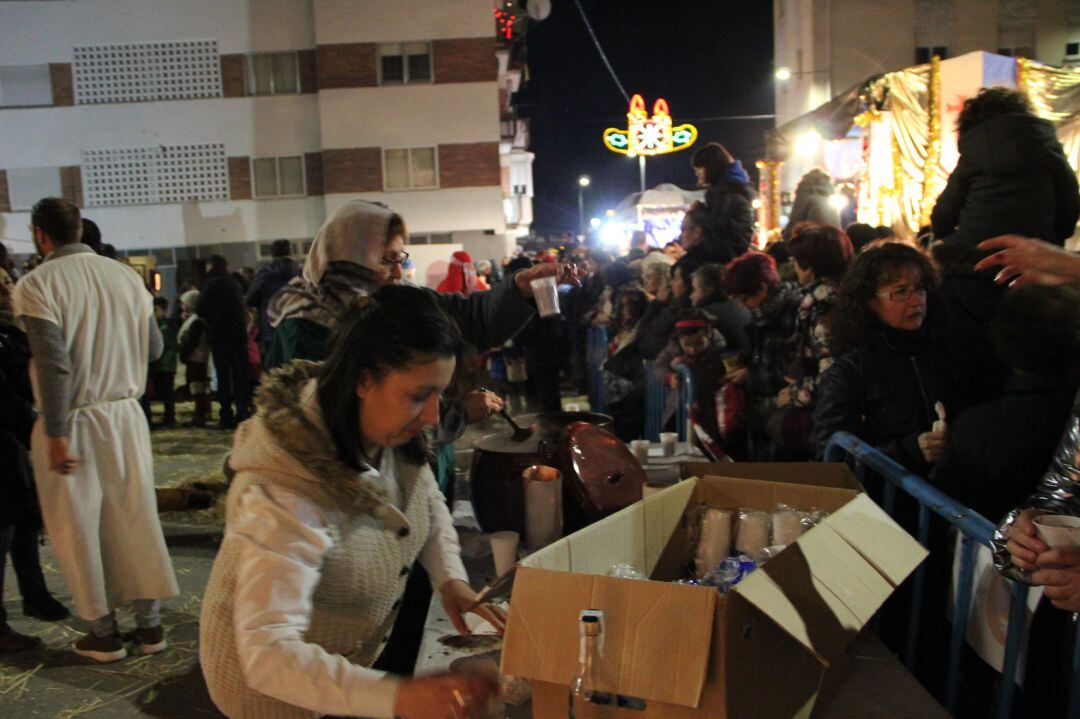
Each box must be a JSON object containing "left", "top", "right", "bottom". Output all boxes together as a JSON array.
[
  {"left": 642, "top": 361, "right": 695, "bottom": 442},
  {"left": 824, "top": 431, "right": 1080, "bottom": 719},
  {"left": 643, "top": 360, "right": 666, "bottom": 442},
  {"left": 675, "top": 364, "right": 694, "bottom": 442},
  {"left": 585, "top": 326, "right": 608, "bottom": 413}
]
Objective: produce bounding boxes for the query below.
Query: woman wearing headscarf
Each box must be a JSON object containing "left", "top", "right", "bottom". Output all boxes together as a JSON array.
[
  {"left": 266, "top": 200, "right": 565, "bottom": 367},
  {"left": 436, "top": 251, "right": 479, "bottom": 296}
]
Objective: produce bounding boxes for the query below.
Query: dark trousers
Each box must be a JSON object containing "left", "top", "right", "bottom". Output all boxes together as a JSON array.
[
  {"left": 0, "top": 522, "right": 52, "bottom": 624},
  {"left": 151, "top": 371, "right": 176, "bottom": 422},
  {"left": 211, "top": 343, "right": 252, "bottom": 426}
]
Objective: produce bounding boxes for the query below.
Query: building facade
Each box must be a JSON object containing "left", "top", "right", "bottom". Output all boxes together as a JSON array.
[
  {"left": 0, "top": 0, "right": 531, "bottom": 288},
  {"left": 774, "top": 0, "right": 1080, "bottom": 127}
]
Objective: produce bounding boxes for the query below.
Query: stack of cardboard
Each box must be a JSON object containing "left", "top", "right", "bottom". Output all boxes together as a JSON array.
[{"left": 501, "top": 464, "right": 927, "bottom": 718}]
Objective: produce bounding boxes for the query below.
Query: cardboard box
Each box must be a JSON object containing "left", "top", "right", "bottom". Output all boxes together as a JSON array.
[
  {"left": 501, "top": 471, "right": 926, "bottom": 718},
  {"left": 679, "top": 462, "right": 863, "bottom": 491}
]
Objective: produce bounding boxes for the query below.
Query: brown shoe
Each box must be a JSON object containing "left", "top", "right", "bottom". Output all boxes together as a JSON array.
[
  {"left": 73, "top": 632, "right": 127, "bottom": 663},
  {"left": 122, "top": 625, "right": 167, "bottom": 655},
  {"left": 0, "top": 625, "right": 42, "bottom": 653}
]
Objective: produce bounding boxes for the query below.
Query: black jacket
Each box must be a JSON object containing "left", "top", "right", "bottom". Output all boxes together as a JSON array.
[
  {"left": 197, "top": 274, "right": 248, "bottom": 346},
  {"left": 702, "top": 182, "right": 755, "bottom": 263},
  {"left": 247, "top": 257, "right": 300, "bottom": 344},
  {"left": 931, "top": 113, "right": 1079, "bottom": 259},
  {"left": 812, "top": 326, "right": 953, "bottom": 474},
  {"left": 782, "top": 170, "right": 840, "bottom": 240},
  {"left": 932, "top": 374, "right": 1078, "bottom": 521},
  {"left": 0, "top": 318, "right": 39, "bottom": 527},
  {"left": 697, "top": 294, "right": 752, "bottom": 357}
]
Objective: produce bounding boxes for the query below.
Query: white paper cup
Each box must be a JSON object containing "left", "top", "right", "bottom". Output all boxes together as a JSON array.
[
  {"left": 489, "top": 531, "right": 520, "bottom": 576},
  {"left": 530, "top": 275, "right": 560, "bottom": 317},
  {"left": 1033, "top": 514, "right": 1080, "bottom": 549},
  {"left": 630, "top": 439, "right": 651, "bottom": 464},
  {"left": 659, "top": 432, "right": 678, "bottom": 457},
  {"left": 523, "top": 466, "right": 563, "bottom": 550}
]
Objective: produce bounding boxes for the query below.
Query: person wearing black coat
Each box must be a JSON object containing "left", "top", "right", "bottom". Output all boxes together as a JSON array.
[
  {"left": 197, "top": 255, "right": 251, "bottom": 428},
  {"left": 246, "top": 240, "right": 300, "bottom": 353},
  {"left": 690, "top": 143, "right": 755, "bottom": 263},
  {"left": 930, "top": 88, "right": 1080, "bottom": 415},
  {"left": 812, "top": 244, "right": 953, "bottom": 476},
  {"left": 0, "top": 268, "right": 70, "bottom": 652},
  {"left": 932, "top": 285, "right": 1080, "bottom": 521},
  {"left": 782, "top": 169, "right": 840, "bottom": 240}
]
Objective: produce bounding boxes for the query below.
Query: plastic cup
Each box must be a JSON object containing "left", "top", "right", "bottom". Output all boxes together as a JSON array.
[
  {"left": 523, "top": 465, "right": 563, "bottom": 550},
  {"left": 630, "top": 439, "right": 651, "bottom": 464},
  {"left": 659, "top": 432, "right": 678, "bottom": 457},
  {"left": 1033, "top": 514, "right": 1080, "bottom": 549},
  {"left": 565, "top": 402, "right": 581, "bottom": 412},
  {"left": 489, "top": 531, "right": 520, "bottom": 576},
  {"left": 530, "top": 275, "right": 560, "bottom": 317}
]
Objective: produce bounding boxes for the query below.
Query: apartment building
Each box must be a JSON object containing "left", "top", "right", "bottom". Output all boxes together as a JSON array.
[{"left": 0, "top": 0, "right": 531, "bottom": 290}]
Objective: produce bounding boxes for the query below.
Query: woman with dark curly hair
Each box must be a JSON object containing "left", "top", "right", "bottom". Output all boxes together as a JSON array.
[{"left": 812, "top": 243, "right": 954, "bottom": 473}]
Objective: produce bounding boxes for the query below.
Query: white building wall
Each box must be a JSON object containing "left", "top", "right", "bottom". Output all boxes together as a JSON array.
[
  {"left": 0, "top": 0, "right": 314, "bottom": 63},
  {"left": 0, "top": 96, "right": 321, "bottom": 168},
  {"left": 317, "top": 85, "right": 498, "bottom": 149},
  {"left": 313, "top": 0, "right": 491, "bottom": 44},
  {"left": 324, "top": 186, "right": 505, "bottom": 235}
]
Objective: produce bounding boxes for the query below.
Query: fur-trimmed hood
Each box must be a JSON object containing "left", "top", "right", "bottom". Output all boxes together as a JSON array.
[{"left": 227, "top": 360, "right": 409, "bottom": 534}]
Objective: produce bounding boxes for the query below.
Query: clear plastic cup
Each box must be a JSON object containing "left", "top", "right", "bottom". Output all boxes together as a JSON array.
[{"left": 530, "top": 275, "right": 560, "bottom": 317}]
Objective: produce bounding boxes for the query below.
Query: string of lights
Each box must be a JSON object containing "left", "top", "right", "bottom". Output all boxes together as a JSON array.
[{"left": 571, "top": 0, "right": 630, "bottom": 104}]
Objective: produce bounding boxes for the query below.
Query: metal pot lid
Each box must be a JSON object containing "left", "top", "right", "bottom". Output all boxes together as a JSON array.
[
  {"left": 514, "top": 411, "right": 614, "bottom": 432},
  {"left": 561, "top": 421, "right": 645, "bottom": 517},
  {"left": 473, "top": 429, "right": 553, "bottom": 454}
]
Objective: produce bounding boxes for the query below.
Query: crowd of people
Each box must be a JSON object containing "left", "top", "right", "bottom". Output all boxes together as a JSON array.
[{"left": 0, "top": 86, "right": 1079, "bottom": 718}]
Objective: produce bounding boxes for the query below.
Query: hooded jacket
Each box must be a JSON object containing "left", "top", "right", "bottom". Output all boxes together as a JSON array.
[
  {"left": 931, "top": 113, "right": 1080, "bottom": 262},
  {"left": 782, "top": 169, "right": 840, "bottom": 240},
  {"left": 200, "top": 361, "right": 465, "bottom": 719},
  {"left": 247, "top": 257, "right": 300, "bottom": 344}
]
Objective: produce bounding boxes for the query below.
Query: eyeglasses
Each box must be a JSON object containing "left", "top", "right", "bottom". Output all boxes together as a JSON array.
[
  {"left": 876, "top": 284, "right": 929, "bottom": 302},
  {"left": 381, "top": 250, "right": 410, "bottom": 267}
]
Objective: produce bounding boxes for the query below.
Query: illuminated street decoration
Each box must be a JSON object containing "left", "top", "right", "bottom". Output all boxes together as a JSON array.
[{"left": 603, "top": 94, "right": 698, "bottom": 156}]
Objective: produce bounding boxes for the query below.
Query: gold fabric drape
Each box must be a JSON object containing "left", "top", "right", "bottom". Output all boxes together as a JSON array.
[{"left": 1017, "top": 57, "right": 1080, "bottom": 172}]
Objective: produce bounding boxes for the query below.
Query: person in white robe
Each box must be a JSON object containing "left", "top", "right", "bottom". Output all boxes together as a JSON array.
[{"left": 13, "top": 198, "right": 178, "bottom": 663}]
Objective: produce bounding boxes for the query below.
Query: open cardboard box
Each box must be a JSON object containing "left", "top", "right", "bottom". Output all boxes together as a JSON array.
[{"left": 501, "top": 470, "right": 926, "bottom": 718}]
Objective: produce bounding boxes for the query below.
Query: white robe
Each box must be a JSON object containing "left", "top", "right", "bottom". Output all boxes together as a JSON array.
[{"left": 13, "top": 250, "right": 178, "bottom": 620}]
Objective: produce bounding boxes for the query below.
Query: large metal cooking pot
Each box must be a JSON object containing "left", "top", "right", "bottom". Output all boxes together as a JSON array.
[{"left": 470, "top": 412, "right": 643, "bottom": 536}]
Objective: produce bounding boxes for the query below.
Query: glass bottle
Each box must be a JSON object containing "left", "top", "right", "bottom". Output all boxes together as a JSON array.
[{"left": 568, "top": 610, "right": 616, "bottom": 718}]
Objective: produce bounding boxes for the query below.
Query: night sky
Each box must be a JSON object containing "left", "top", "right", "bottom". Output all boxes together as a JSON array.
[{"left": 516, "top": 0, "right": 776, "bottom": 235}]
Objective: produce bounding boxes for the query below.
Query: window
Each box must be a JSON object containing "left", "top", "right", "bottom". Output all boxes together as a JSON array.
[
  {"left": 251, "top": 156, "right": 305, "bottom": 198},
  {"left": 247, "top": 52, "right": 299, "bottom": 95},
  {"left": 408, "top": 233, "right": 452, "bottom": 245},
  {"left": 378, "top": 42, "right": 432, "bottom": 85},
  {"left": 915, "top": 46, "right": 948, "bottom": 64},
  {"left": 0, "top": 65, "right": 53, "bottom": 107},
  {"left": 383, "top": 147, "right": 437, "bottom": 190},
  {"left": 7, "top": 167, "right": 62, "bottom": 210},
  {"left": 1067, "top": 42, "right": 1080, "bottom": 56}
]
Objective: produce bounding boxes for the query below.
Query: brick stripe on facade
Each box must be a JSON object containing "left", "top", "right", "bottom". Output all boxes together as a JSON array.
[
  {"left": 59, "top": 166, "right": 82, "bottom": 207},
  {"left": 321, "top": 147, "right": 382, "bottom": 193},
  {"left": 298, "top": 49, "right": 318, "bottom": 94},
  {"left": 220, "top": 55, "right": 247, "bottom": 98},
  {"left": 228, "top": 156, "right": 252, "bottom": 200},
  {"left": 316, "top": 43, "right": 377, "bottom": 90},
  {"left": 0, "top": 170, "right": 9, "bottom": 213},
  {"left": 304, "top": 152, "right": 324, "bottom": 196},
  {"left": 433, "top": 38, "right": 497, "bottom": 84},
  {"left": 438, "top": 142, "right": 500, "bottom": 188},
  {"left": 49, "top": 63, "right": 74, "bottom": 106}
]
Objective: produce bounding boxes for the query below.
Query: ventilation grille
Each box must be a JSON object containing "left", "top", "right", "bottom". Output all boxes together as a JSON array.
[
  {"left": 73, "top": 40, "right": 221, "bottom": 105},
  {"left": 83, "top": 143, "right": 228, "bottom": 206}
]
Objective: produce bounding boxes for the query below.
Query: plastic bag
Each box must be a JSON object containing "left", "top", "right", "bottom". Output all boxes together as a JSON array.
[
  {"left": 693, "top": 506, "right": 733, "bottom": 578},
  {"left": 735, "top": 509, "right": 771, "bottom": 560},
  {"left": 608, "top": 562, "right": 645, "bottom": 580}
]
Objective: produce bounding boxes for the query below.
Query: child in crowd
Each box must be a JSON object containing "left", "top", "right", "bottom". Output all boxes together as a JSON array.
[
  {"left": 149, "top": 297, "right": 179, "bottom": 427},
  {"left": 177, "top": 290, "right": 212, "bottom": 427}
]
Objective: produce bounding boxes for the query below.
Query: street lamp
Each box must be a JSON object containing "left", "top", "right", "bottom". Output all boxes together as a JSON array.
[
  {"left": 775, "top": 67, "right": 792, "bottom": 81},
  {"left": 577, "top": 175, "right": 591, "bottom": 237}
]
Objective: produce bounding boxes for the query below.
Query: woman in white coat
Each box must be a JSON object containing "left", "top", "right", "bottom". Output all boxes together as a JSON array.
[{"left": 200, "top": 284, "right": 504, "bottom": 719}]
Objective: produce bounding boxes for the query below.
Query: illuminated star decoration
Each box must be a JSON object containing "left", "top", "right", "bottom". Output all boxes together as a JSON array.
[{"left": 602, "top": 94, "right": 698, "bottom": 157}]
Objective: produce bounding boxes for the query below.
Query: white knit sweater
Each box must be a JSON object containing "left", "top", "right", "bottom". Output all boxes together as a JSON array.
[{"left": 199, "top": 372, "right": 466, "bottom": 719}]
